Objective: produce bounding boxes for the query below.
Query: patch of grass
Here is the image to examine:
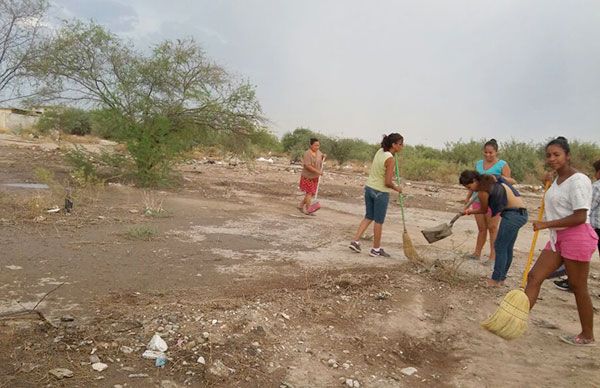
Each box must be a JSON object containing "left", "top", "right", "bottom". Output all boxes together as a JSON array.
[
  {"left": 125, "top": 226, "right": 158, "bottom": 240},
  {"left": 142, "top": 191, "right": 170, "bottom": 218}
]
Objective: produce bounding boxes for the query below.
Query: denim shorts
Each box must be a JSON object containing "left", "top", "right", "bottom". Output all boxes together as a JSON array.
[{"left": 364, "top": 186, "right": 390, "bottom": 224}]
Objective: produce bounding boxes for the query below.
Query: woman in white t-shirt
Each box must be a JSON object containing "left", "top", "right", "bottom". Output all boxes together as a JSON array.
[{"left": 525, "top": 137, "right": 598, "bottom": 346}]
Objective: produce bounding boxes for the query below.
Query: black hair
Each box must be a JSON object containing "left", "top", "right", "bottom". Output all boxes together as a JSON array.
[
  {"left": 459, "top": 170, "right": 495, "bottom": 192},
  {"left": 484, "top": 138, "right": 498, "bottom": 152},
  {"left": 546, "top": 136, "right": 570, "bottom": 154},
  {"left": 381, "top": 133, "right": 404, "bottom": 151},
  {"left": 309, "top": 138, "right": 319, "bottom": 145},
  {"left": 593, "top": 159, "right": 600, "bottom": 173}
]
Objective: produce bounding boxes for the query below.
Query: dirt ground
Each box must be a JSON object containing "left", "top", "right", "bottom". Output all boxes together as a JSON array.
[{"left": 0, "top": 133, "right": 599, "bottom": 388}]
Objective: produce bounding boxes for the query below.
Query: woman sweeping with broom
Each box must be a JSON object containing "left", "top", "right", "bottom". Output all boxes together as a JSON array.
[
  {"left": 297, "top": 138, "right": 326, "bottom": 215},
  {"left": 524, "top": 137, "right": 597, "bottom": 346},
  {"left": 348, "top": 133, "right": 404, "bottom": 257},
  {"left": 483, "top": 137, "right": 597, "bottom": 345}
]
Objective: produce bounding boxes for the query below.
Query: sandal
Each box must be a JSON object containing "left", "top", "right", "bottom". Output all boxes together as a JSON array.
[{"left": 559, "top": 334, "right": 596, "bottom": 347}]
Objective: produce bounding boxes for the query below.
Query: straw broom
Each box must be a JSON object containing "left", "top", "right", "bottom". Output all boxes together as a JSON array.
[
  {"left": 481, "top": 182, "right": 550, "bottom": 339},
  {"left": 395, "top": 156, "right": 421, "bottom": 262}
]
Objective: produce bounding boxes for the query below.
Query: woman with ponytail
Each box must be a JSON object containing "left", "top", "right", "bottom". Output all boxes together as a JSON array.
[
  {"left": 349, "top": 133, "right": 404, "bottom": 257},
  {"left": 459, "top": 170, "right": 527, "bottom": 287}
]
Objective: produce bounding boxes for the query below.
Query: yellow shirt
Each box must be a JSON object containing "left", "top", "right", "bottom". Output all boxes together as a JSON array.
[{"left": 365, "top": 148, "right": 393, "bottom": 192}]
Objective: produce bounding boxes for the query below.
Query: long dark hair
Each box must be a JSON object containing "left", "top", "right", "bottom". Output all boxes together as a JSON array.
[
  {"left": 381, "top": 133, "right": 403, "bottom": 151},
  {"left": 484, "top": 138, "right": 498, "bottom": 151},
  {"left": 459, "top": 170, "right": 496, "bottom": 192},
  {"left": 546, "top": 136, "right": 570, "bottom": 154}
]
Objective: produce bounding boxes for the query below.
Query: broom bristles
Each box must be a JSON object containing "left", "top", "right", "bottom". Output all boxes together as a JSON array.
[
  {"left": 403, "top": 230, "right": 421, "bottom": 262},
  {"left": 481, "top": 289, "right": 530, "bottom": 340}
]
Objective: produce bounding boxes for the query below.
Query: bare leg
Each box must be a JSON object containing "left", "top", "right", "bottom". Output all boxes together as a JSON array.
[
  {"left": 373, "top": 222, "right": 383, "bottom": 249},
  {"left": 524, "top": 249, "right": 563, "bottom": 309},
  {"left": 487, "top": 214, "right": 500, "bottom": 260},
  {"left": 474, "top": 213, "right": 487, "bottom": 257},
  {"left": 353, "top": 218, "right": 373, "bottom": 241},
  {"left": 563, "top": 259, "right": 594, "bottom": 340},
  {"left": 300, "top": 193, "right": 313, "bottom": 212}
]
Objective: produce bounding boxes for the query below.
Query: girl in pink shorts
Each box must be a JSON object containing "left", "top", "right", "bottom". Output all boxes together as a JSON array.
[{"left": 525, "top": 137, "right": 598, "bottom": 347}]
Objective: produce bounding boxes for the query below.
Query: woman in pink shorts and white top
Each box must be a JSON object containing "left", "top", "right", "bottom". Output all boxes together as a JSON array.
[{"left": 525, "top": 137, "right": 598, "bottom": 346}]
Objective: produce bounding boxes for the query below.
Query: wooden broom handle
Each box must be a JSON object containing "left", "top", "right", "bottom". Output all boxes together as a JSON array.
[{"left": 520, "top": 181, "right": 551, "bottom": 289}]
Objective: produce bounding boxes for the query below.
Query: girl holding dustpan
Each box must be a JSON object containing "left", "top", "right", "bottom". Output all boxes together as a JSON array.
[
  {"left": 459, "top": 170, "right": 528, "bottom": 288},
  {"left": 298, "top": 138, "right": 326, "bottom": 215}
]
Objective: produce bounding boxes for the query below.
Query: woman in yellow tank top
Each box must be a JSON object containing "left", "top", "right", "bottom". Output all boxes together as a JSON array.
[{"left": 349, "top": 133, "right": 404, "bottom": 258}]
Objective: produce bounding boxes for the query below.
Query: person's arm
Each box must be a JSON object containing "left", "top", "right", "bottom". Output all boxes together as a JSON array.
[
  {"left": 533, "top": 209, "right": 588, "bottom": 231},
  {"left": 464, "top": 190, "right": 473, "bottom": 205},
  {"left": 500, "top": 164, "right": 516, "bottom": 184},
  {"left": 384, "top": 157, "right": 402, "bottom": 193},
  {"left": 464, "top": 192, "right": 488, "bottom": 215}
]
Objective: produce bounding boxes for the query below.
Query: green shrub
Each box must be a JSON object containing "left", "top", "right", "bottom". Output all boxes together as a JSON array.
[{"left": 37, "top": 107, "right": 92, "bottom": 135}]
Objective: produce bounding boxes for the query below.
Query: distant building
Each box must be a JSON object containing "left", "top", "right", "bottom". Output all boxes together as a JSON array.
[{"left": 0, "top": 107, "right": 43, "bottom": 133}]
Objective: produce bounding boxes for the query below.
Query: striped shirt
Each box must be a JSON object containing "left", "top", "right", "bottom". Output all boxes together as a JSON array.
[{"left": 591, "top": 179, "right": 600, "bottom": 229}]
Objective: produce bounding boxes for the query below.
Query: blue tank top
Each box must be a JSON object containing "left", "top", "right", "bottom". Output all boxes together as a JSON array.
[
  {"left": 475, "top": 159, "right": 507, "bottom": 177},
  {"left": 471, "top": 160, "right": 508, "bottom": 204}
]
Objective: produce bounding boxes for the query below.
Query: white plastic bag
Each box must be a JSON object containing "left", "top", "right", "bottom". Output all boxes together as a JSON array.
[{"left": 147, "top": 333, "right": 168, "bottom": 352}]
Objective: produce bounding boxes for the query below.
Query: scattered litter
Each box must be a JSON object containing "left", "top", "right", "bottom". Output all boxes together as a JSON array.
[
  {"left": 142, "top": 350, "right": 164, "bottom": 360},
  {"left": 280, "top": 312, "right": 290, "bottom": 320},
  {"left": 92, "top": 362, "right": 108, "bottom": 372},
  {"left": 60, "top": 315, "right": 74, "bottom": 322},
  {"left": 155, "top": 354, "right": 168, "bottom": 368},
  {"left": 256, "top": 157, "right": 274, "bottom": 163},
  {"left": 46, "top": 206, "right": 61, "bottom": 213},
  {"left": 401, "top": 367, "right": 418, "bottom": 376},
  {"left": 120, "top": 346, "right": 134, "bottom": 354},
  {"left": 33, "top": 215, "right": 46, "bottom": 222},
  {"left": 49, "top": 368, "right": 73, "bottom": 379},
  {"left": 147, "top": 333, "right": 168, "bottom": 352},
  {"left": 197, "top": 356, "right": 206, "bottom": 365},
  {"left": 5, "top": 265, "right": 22, "bottom": 270}
]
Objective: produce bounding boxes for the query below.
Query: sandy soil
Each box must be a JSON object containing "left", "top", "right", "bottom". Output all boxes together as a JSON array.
[{"left": 0, "top": 133, "right": 599, "bottom": 388}]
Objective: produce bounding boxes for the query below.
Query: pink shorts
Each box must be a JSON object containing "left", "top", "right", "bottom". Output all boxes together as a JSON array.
[
  {"left": 471, "top": 201, "right": 492, "bottom": 216},
  {"left": 543, "top": 223, "right": 599, "bottom": 262}
]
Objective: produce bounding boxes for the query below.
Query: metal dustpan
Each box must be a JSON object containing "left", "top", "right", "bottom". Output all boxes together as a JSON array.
[{"left": 422, "top": 212, "right": 463, "bottom": 244}]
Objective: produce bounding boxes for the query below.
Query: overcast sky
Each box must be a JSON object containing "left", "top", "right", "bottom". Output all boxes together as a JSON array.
[{"left": 50, "top": 0, "right": 600, "bottom": 147}]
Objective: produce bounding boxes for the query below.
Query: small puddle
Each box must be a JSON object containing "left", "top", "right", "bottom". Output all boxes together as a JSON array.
[{"left": 1, "top": 183, "right": 49, "bottom": 189}]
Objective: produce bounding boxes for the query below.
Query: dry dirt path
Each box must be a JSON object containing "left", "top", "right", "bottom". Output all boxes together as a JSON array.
[{"left": 0, "top": 137, "right": 599, "bottom": 387}]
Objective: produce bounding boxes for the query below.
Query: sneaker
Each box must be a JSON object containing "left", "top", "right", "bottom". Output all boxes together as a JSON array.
[
  {"left": 554, "top": 279, "right": 571, "bottom": 292},
  {"left": 547, "top": 267, "right": 567, "bottom": 279},
  {"left": 369, "top": 248, "right": 391, "bottom": 258},
  {"left": 349, "top": 241, "right": 361, "bottom": 253},
  {"left": 559, "top": 334, "right": 596, "bottom": 347}
]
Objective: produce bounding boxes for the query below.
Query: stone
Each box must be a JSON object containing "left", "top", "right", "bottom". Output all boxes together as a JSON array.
[
  {"left": 401, "top": 367, "right": 418, "bottom": 376},
  {"left": 197, "top": 356, "right": 206, "bottom": 365},
  {"left": 209, "top": 359, "right": 234, "bottom": 377},
  {"left": 89, "top": 355, "right": 101, "bottom": 364},
  {"left": 92, "top": 362, "right": 108, "bottom": 372},
  {"left": 49, "top": 368, "right": 74, "bottom": 379},
  {"left": 128, "top": 373, "right": 149, "bottom": 378}
]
